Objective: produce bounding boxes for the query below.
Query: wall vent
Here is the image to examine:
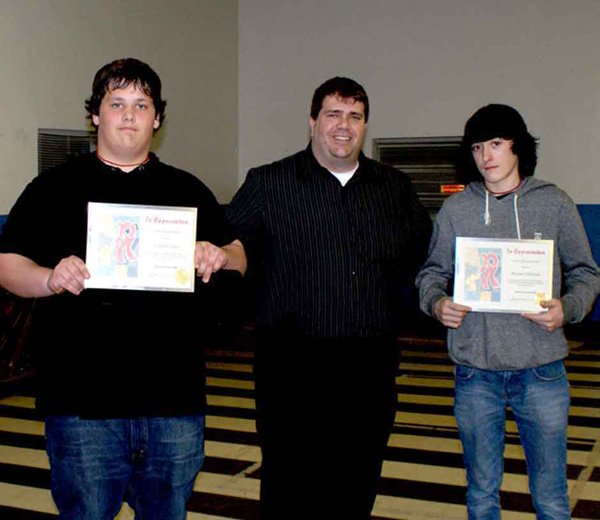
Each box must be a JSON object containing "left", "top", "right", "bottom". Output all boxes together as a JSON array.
[
  {"left": 38, "top": 129, "right": 96, "bottom": 175},
  {"left": 372, "top": 136, "right": 462, "bottom": 215}
]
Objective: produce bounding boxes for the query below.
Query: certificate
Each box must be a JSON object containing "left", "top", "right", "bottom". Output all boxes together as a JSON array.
[
  {"left": 453, "top": 237, "right": 554, "bottom": 313},
  {"left": 85, "top": 202, "right": 197, "bottom": 292}
]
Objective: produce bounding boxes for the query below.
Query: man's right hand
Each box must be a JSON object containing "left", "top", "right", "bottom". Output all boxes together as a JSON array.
[
  {"left": 433, "top": 297, "right": 471, "bottom": 329},
  {"left": 47, "top": 256, "right": 90, "bottom": 296}
]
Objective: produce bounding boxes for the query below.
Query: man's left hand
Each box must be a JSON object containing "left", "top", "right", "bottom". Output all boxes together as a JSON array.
[
  {"left": 195, "top": 241, "right": 228, "bottom": 283},
  {"left": 522, "top": 299, "right": 564, "bottom": 332}
]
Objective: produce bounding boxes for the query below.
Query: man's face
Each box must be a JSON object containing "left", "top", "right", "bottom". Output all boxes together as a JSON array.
[
  {"left": 92, "top": 84, "right": 160, "bottom": 161},
  {"left": 471, "top": 138, "right": 520, "bottom": 192},
  {"left": 309, "top": 94, "right": 367, "bottom": 172}
]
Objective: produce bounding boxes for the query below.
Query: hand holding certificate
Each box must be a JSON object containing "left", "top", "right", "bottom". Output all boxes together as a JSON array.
[
  {"left": 85, "top": 202, "right": 197, "bottom": 292},
  {"left": 453, "top": 237, "right": 554, "bottom": 313}
]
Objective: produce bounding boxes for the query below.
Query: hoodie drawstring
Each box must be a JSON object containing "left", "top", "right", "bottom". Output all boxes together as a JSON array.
[
  {"left": 514, "top": 193, "right": 521, "bottom": 239},
  {"left": 484, "top": 190, "right": 522, "bottom": 239}
]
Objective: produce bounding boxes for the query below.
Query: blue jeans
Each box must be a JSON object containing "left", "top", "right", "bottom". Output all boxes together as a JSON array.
[
  {"left": 45, "top": 414, "right": 205, "bottom": 520},
  {"left": 454, "top": 360, "right": 570, "bottom": 520}
]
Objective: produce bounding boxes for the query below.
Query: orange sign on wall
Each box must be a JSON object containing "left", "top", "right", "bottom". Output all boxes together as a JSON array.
[{"left": 441, "top": 184, "right": 465, "bottom": 194}]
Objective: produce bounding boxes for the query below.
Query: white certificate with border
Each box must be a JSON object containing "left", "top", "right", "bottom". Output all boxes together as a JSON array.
[
  {"left": 85, "top": 202, "right": 197, "bottom": 292},
  {"left": 453, "top": 237, "right": 554, "bottom": 313}
]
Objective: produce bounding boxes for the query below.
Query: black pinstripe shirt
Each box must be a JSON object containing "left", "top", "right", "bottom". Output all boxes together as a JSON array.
[{"left": 227, "top": 146, "right": 432, "bottom": 338}]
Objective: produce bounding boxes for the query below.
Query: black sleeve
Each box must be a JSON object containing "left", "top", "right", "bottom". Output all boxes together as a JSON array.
[
  {"left": 0, "top": 173, "right": 61, "bottom": 266},
  {"left": 193, "top": 180, "right": 235, "bottom": 247},
  {"left": 403, "top": 173, "right": 433, "bottom": 276},
  {"left": 225, "top": 168, "right": 266, "bottom": 262}
]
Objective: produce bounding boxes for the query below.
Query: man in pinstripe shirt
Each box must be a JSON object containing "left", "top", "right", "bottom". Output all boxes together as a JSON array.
[{"left": 226, "top": 77, "right": 432, "bottom": 519}]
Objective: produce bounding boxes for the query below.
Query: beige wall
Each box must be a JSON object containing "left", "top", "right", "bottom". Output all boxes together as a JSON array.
[
  {"left": 3, "top": 1, "right": 600, "bottom": 212},
  {"left": 0, "top": 0, "right": 238, "bottom": 212},
  {"left": 239, "top": 0, "right": 600, "bottom": 203}
]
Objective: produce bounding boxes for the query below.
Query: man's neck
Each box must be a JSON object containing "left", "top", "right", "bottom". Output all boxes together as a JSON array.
[
  {"left": 311, "top": 143, "right": 361, "bottom": 173},
  {"left": 96, "top": 147, "right": 150, "bottom": 172},
  {"left": 313, "top": 153, "right": 359, "bottom": 173}
]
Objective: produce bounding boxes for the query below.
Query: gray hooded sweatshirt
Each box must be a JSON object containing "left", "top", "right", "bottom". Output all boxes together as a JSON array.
[{"left": 416, "top": 176, "right": 600, "bottom": 370}]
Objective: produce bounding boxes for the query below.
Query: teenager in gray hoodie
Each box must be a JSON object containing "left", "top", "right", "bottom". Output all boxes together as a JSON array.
[{"left": 416, "top": 104, "right": 600, "bottom": 519}]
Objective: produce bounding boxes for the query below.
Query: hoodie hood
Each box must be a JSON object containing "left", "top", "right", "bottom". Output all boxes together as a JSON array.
[{"left": 459, "top": 177, "right": 558, "bottom": 240}]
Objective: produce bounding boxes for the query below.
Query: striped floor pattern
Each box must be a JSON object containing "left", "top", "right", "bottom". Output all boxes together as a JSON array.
[{"left": 0, "top": 329, "right": 598, "bottom": 519}]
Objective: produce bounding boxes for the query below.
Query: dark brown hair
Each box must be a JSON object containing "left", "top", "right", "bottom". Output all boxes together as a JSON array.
[
  {"left": 85, "top": 58, "right": 166, "bottom": 127},
  {"left": 310, "top": 77, "right": 369, "bottom": 122}
]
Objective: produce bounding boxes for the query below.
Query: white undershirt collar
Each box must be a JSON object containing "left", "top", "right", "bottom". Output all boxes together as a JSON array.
[{"left": 329, "top": 163, "right": 359, "bottom": 186}]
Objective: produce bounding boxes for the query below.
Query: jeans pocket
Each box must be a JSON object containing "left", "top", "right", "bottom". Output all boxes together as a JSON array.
[
  {"left": 454, "top": 364, "right": 475, "bottom": 381},
  {"left": 532, "top": 360, "right": 567, "bottom": 382}
]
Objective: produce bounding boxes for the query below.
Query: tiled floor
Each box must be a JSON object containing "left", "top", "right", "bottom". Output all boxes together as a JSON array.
[{"left": 0, "top": 327, "right": 598, "bottom": 519}]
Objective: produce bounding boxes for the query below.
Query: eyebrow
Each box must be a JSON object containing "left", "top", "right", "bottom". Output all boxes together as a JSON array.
[
  {"left": 107, "top": 95, "right": 151, "bottom": 102},
  {"left": 324, "top": 109, "right": 364, "bottom": 117}
]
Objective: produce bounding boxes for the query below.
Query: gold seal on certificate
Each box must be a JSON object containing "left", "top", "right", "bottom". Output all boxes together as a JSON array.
[
  {"left": 453, "top": 237, "right": 554, "bottom": 313},
  {"left": 85, "top": 202, "right": 197, "bottom": 292}
]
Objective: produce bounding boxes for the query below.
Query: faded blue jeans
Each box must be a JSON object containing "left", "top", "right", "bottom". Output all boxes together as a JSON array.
[
  {"left": 45, "top": 414, "right": 205, "bottom": 520},
  {"left": 454, "top": 360, "right": 570, "bottom": 520}
]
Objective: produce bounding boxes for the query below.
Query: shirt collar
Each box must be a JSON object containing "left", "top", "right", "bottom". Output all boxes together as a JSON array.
[
  {"left": 93, "top": 151, "right": 158, "bottom": 174},
  {"left": 300, "top": 144, "right": 381, "bottom": 183}
]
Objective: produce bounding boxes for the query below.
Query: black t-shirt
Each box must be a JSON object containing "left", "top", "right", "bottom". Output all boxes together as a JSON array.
[{"left": 0, "top": 153, "right": 236, "bottom": 417}]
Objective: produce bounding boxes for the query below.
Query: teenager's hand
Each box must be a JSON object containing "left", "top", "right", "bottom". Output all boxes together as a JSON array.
[{"left": 433, "top": 297, "right": 471, "bottom": 329}]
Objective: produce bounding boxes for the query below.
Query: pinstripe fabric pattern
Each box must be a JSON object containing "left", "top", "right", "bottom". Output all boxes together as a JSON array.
[{"left": 227, "top": 147, "right": 432, "bottom": 338}]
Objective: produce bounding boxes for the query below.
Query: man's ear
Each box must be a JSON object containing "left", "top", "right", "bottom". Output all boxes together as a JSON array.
[
  {"left": 92, "top": 114, "right": 100, "bottom": 127},
  {"left": 153, "top": 116, "right": 161, "bottom": 130},
  {"left": 309, "top": 117, "right": 315, "bottom": 137}
]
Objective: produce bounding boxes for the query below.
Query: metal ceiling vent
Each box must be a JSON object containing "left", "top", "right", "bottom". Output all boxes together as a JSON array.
[{"left": 38, "top": 128, "right": 96, "bottom": 175}]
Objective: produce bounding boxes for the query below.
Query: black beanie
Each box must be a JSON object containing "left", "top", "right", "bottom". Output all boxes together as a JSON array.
[{"left": 463, "top": 104, "right": 528, "bottom": 146}]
